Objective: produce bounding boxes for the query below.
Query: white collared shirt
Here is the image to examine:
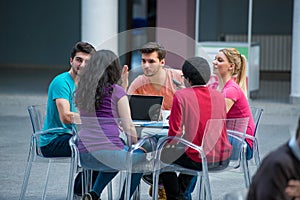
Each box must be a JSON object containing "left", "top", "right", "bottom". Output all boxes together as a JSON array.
[{"left": 289, "top": 136, "right": 300, "bottom": 161}]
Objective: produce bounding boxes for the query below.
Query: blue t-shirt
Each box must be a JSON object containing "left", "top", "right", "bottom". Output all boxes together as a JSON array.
[{"left": 40, "top": 72, "right": 77, "bottom": 147}]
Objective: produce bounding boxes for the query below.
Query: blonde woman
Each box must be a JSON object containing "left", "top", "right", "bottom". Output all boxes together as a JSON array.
[
  {"left": 212, "top": 48, "right": 255, "bottom": 160},
  {"left": 185, "top": 49, "right": 255, "bottom": 198}
]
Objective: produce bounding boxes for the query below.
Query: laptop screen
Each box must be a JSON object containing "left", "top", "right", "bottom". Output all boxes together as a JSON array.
[{"left": 128, "top": 95, "right": 164, "bottom": 121}]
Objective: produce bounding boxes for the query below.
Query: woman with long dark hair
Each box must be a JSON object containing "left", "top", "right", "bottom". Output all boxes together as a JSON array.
[{"left": 76, "top": 50, "right": 143, "bottom": 200}]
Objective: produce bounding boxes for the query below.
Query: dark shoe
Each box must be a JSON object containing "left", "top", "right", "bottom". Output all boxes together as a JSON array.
[{"left": 82, "top": 191, "right": 99, "bottom": 200}]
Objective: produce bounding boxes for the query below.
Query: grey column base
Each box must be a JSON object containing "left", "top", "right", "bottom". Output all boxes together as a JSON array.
[{"left": 290, "top": 95, "right": 300, "bottom": 104}]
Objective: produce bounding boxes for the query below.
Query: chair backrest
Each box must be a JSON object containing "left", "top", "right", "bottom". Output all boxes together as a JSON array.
[
  {"left": 226, "top": 117, "right": 249, "bottom": 168},
  {"left": 201, "top": 118, "right": 228, "bottom": 162},
  {"left": 28, "top": 104, "right": 47, "bottom": 133},
  {"left": 28, "top": 103, "right": 77, "bottom": 159},
  {"left": 250, "top": 106, "right": 264, "bottom": 136},
  {"left": 201, "top": 117, "right": 249, "bottom": 169},
  {"left": 27, "top": 104, "right": 47, "bottom": 157}
]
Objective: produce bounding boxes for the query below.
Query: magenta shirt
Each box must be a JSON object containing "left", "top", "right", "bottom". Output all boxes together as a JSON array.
[
  {"left": 222, "top": 79, "right": 255, "bottom": 147},
  {"left": 77, "top": 84, "right": 127, "bottom": 153}
]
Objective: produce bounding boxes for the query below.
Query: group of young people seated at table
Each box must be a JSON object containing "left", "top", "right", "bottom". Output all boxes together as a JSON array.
[
  {"left": 74, "top": 41, "right": 255, "bottom": 200},
  {"left": 43, "top": 41, "right": 299, "bottom": 200}
]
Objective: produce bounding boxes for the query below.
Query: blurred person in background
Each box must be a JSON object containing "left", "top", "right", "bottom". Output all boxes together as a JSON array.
[{"left": 247, "top": 117, "right": 300, "bottom": 200}]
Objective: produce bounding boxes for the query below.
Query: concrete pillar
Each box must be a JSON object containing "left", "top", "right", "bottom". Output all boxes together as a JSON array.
[
  {"left": 156, "top": 0, "right": 196, "bottom": 69},
  {"left": 290, "top": 0, "right": 300, "bottom": 104},
  {"left": 81, "top": 0, "right": 118, "bottom": 52}
]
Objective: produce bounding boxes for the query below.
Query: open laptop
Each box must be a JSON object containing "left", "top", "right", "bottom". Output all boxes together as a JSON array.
[{"left": 128, "top": 95, "right": 164, "bottom": 125}]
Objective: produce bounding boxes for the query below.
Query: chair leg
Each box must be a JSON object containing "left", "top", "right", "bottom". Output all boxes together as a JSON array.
[
  {"left": 254, "top": 144, "right": 261, "bottom": 168},
  {"left": 254, "top": 153, "right": 261, "bottom": 168},
  {"left": 132, "top": 183, "right": 140, "bottom": 200},
  {"left": 241, "top": 149, "right": 251, "bottom": 188},
  {"left": 152, "top": 170, "right": 160, "bottom": 200},
  {"left": 82, "top": 169, "right": 92, "bottom": 194},
  {"left": 199, "top": 175, "right": 208, "bottom": 200},
  {"left": 42, "top": 161, "right": 52, "bottom": 200},
  {"left": 125, "top": 172, "right": 132, "bottom": 200},
  {"left": 196, "top": 174, "right": 202, "bottom": 200},
  {"left": 115, "top": 171, "right": 127, "bottom": 200},
  {"left": 202, "top": 173, "right": 212, "bottom": 200},
  {"left": 67, "top": 157, "right": 78, "bottom": 200},
  {"left": 107, "top": 181, "right": 113, "bottom": 199},
  {"left": 19, "top": 155, "right": 34, "bottom": 200},
  {"left": 125, "top": 153, "right": 134, "bottom": 200}
]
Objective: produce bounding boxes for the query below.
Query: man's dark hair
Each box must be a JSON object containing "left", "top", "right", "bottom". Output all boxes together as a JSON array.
[
  {"left": 70, "top": 41, "right": 96, "bottom": 59},
  {"left": 139, "top": 42, "right": 166, "bottom": 61},
  {"left": 182, "top": 57, "right": 211, "bottom": 86}
]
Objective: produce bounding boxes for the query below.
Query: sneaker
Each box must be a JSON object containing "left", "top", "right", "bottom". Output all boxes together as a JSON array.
[
  {"left": 82, "top": 191, "right": 100, "bottom": 200},
  {"left": 149, "top": 185, "right": 167, "bottom": 200}
]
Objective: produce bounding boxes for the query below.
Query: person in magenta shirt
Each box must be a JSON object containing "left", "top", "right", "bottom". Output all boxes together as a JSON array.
[
  {"left": 185, "top": 48, "right": 256, "bottom": 199},
  {"left": 212, "top": 47, "right": 255, "bottom": 160}
]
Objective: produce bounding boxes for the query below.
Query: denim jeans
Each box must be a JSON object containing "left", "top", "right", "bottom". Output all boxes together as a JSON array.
[
  {"left": 184, "top": 176, "right": 197, "bottom": 200},
  {"left": 228, "top": 135, "right": 253, "bottom": 160},
  {"left": 80, "top": 146, "right": 144, "bottom": 199}
]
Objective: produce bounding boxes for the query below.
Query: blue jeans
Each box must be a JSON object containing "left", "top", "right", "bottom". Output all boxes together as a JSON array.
[
  {"left": 228, "top": 136, "right": 253, "bottom": 160},
  {"left": 184, "top": 176, "right": 196, "bottom": 200},
  {"left": 80, "top": 146, "right": 144, "bottom": 199}
]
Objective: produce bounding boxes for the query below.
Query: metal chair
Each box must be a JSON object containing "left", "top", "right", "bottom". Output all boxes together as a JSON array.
[
  {"left": 249, "top": 106, "right": 264, "bottom": 167},
  {"left": 70, "top": 116, "right": 158, "bottom": 200},
  {"left": 68, "top": 134, "right": 114, "bottom": 200},
  {"left": 152, "top": 118, "right": 250, "bottom": 200},
  {"left": 19, "top": 104, "right": 76, "bottom": 200},
  {"left": 225, "top": 107, "right": 264, "bottom": 189}
]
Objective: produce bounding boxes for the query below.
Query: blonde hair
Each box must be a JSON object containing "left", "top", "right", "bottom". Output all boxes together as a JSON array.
[{"left": 219, "top": 48, "right": 248, "bottom": 98}]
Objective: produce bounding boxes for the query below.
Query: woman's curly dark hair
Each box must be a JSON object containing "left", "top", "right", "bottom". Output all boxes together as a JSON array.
[{"left": 75, "top": 50, "right": 122, "bottom": 112}]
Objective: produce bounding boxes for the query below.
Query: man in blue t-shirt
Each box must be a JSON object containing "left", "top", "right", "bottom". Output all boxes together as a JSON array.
[
  {"left": 40, "top": 42, "right": 95, "bottom": 197},
  {"left": 40, "top": 41, "right": 95, "bottom": 157}
]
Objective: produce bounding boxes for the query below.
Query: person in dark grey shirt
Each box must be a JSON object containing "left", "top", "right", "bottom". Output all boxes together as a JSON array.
[{"left": 247, "top": 117, "right": 300, "bottom": 200}]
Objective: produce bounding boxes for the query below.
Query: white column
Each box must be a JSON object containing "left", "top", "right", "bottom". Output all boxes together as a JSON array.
[
  {"left": 290, "top": 0, "right": 300, "bottom": 104},
  {"left": 81, "top": 0, "right": 118, "bottom": 52}
]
